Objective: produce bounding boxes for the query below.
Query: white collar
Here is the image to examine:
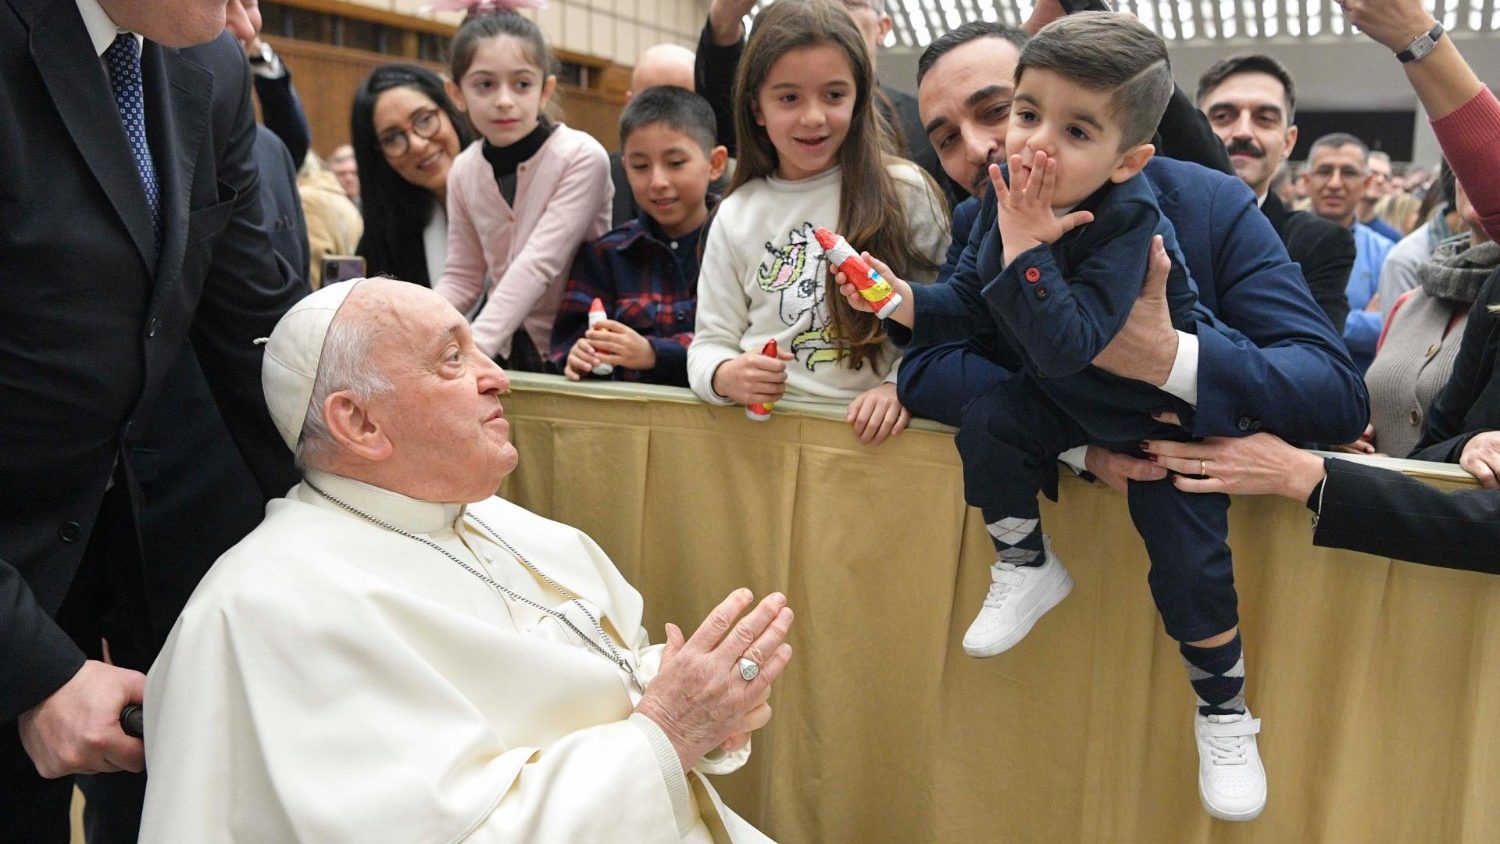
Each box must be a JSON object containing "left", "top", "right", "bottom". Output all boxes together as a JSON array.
[
  {"left": 301, "top": 469, "right": 468, "bottom": 536},
  {"left": 1255, "top": 191, "right": 1269, "bottom": 208},
  {"left": 76, "top": 0, "right": 143, "bottom": 58}
]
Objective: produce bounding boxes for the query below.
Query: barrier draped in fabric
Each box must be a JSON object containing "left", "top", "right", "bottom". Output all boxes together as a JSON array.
[{"left": 499, "top": 373, "right": 1500, "bottom": 844}]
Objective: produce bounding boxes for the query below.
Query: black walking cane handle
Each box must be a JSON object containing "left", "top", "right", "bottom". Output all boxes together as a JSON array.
[{"left": 120, "top": 704, "right": 144, "bottom": 739}]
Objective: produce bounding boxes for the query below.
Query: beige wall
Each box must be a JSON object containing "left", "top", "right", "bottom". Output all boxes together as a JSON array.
[{"left": 344, "top": 0, "right": 708, "bottom": 62}]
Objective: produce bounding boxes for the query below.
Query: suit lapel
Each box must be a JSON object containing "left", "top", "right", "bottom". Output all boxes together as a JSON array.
[
  {"left": 1261, "top": 190, "right": 1290, "bottom": 236},
  {"left": 26, "top": 0, "right": 157, "bottom": 270},
  {"left": 141, "top": 40, "right": 209, "bottom": 292}
]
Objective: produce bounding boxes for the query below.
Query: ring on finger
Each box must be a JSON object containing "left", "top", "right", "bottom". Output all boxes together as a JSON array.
[
  {"left": 737, "top": 657, "right": 760, "bottom": 682},
  {"left": 1199, "top": 458, "right": 1208, "bottom": 477}
]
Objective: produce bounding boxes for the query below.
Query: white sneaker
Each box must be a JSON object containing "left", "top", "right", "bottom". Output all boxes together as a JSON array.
[
  {"left": 961, "top": 536, "right": 1073, "bottom": 657},
  {"left": 1194, "top": 709, "right": 1267, "bottom": 821}
]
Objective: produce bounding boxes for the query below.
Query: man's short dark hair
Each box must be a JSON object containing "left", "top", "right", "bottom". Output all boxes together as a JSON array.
[
  {"left": 1195, "top": 53, "right": 1297, "bottom": 123},
  {"left": 619, "top": 85, "right": 718, "bottom": 153},
  {"left": 916, "top": 20, "right": 1028, "bottom": 87},
  {"left": 1308, "top": 132, "right": 1370, "bottom": 164},
  {"left": 1017, "top": 13, "right": 1173, "bottom": 150}
]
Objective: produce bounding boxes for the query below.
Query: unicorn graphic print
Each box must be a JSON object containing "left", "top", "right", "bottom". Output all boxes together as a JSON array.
[{"left": 755, "top": 222, "right": 849, "bottom": 370}]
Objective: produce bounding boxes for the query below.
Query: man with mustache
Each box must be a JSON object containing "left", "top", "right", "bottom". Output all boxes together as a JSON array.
[{"left": 1196, "top": 54, "right": 1356, "bottom": 332}]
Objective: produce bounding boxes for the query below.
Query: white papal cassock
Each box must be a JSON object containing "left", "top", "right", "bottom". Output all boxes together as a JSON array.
[{"left": 140, "top": 470, "right": 773, "bottom": 843}]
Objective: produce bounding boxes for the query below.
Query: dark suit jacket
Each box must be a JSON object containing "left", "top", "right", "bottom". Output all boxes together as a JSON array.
[
  {"left": 1260, "top": 191, "right": 1354, "bottom": 333},
  {"left": 1315, "top": 458, "right": 1500, "bottom": 569},
  {"left": 900, "top": 157, "right": 1369, "bottom": 445},
  {"left": 1411, "top": 267, "right": 1500, "bottom": 462},
  {"left": 0, "top": 2, "right": 304, "bottom": 722}
]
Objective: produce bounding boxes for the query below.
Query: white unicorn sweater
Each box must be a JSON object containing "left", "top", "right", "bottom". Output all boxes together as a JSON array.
[{"left": 688, "top": 162, "right": 949, "bottom": 405}]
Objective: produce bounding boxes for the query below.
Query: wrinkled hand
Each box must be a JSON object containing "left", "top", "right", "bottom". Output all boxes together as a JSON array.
[
  {"left": 712, "top": 348, "right": 794, "bottom": 406},
  {"left": 1459, "top": 431, "right": 1500, "bottom": 489},
  {"left": 225, "top": 0, "right": 262, "bottom": 43},
  {"left": 1090, "top": 235, "right": 1176, "bottom": 386},
  {"left": 635, "top": 590, "right": 794, "bottom": 771},
  {"left": 1084, "top": 444, "right": 1167, "bottom": 495},
  {"left": 993, "top": 155, "right": 1095, "bottom": 267},
  {"left": 19, "top": 660, "right": 146, "bottom": 778},
  {"left": 1140, "top": 432, "right": 1327, "bottom": 500},
  {"left": 1340, "top": 0, "right": 1438, "bottom": 52},
  {"left": 587, "top": 320, "right": 657, "bottom": 371},
  {"left": 846, "top": 382, "right": 909, "bottom": 445},
  {"left": 564, "top": 337, "right": 601, "bottom": 382}
]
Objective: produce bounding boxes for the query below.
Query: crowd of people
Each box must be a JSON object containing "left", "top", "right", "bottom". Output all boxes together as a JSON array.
[{"left": 3, "top": 0, "right": 1499, "bottom": 840}]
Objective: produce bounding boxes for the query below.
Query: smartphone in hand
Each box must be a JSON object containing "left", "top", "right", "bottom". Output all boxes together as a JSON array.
[{"left": 321, "top": 255, "right": 367, "bottom": 286}]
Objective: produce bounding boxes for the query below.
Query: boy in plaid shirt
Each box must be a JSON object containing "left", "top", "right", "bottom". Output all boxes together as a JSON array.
[{"left": 551, "top": 86, "right": 728, "bottom": 386}]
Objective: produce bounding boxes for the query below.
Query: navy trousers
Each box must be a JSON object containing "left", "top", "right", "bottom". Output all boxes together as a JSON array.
[{"left": 909, "top": 342, "right": 1239, "bottom": 642}]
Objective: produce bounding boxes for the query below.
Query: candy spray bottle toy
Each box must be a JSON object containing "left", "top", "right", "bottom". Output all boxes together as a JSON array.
[
  {"left": 745, "top": 339, "right": 779, "bottom": 421},
  {"left": 587, "top": 298, "right": 614, "bottom": 377},
  {"left": 813, "top": 227, "right": 903, "bottom": 319}
]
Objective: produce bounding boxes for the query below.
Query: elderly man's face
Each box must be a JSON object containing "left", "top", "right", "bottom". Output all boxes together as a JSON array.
[
  {"left": 840, "top": 0, "right": 892, "bottom": 58},
  {"left": 357, "top": 283, "right": 516, "bottom": 503},
  {"left": 918, "top": 36, "right": 1023, "bottom": 198}
]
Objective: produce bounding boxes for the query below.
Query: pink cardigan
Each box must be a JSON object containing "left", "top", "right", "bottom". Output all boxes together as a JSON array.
[
  {"left": 1432, "top": 87, "right": 1500, "bottom": 243},
  {"left": 435, "top": 125, "right": 612, "bottom": 360}
]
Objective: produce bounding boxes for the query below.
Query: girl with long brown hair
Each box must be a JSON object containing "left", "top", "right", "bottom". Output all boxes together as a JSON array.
[{"left": 686, "top": 0, "right": 949, "bottom": 444}]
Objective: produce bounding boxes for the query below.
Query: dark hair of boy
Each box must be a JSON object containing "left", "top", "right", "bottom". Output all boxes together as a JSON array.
[
  {"left": 1194, "top": 53, "right": 1298, "bottom": 123},
  {"left": 916, "top": 20, "right": 1028, "bottom": 87},
  {"left": 619, "top": 86, "right": 718, "bottom": 154},
  {"left": 1016, "top": 12, "right": 1174, "bottom": 151}
]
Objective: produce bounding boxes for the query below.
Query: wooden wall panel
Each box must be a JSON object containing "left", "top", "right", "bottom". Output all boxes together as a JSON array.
[{"left": 264, "top": 36, "right": 627, "bottom": 160}]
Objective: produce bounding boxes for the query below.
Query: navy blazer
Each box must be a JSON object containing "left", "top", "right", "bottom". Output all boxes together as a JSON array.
[
  {"left": 903, "top": 157, "right": 1368, "bottom": 444},
  {"left": 0, "top": 3, "right": 305, "bottom": 721}
]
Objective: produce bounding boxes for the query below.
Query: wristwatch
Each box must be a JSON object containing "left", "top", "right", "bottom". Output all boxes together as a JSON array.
[{"left": 1395, "top": 22, "right": 1444, "bottom": 63}]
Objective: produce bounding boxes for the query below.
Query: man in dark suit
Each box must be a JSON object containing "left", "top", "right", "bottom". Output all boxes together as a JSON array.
[
  {"left": 0, "top": 0, "right": 305, "bottom": 839},
  {"left": 695, "top": 0, "right": 962, "bottom": 207},
  {"left": 1196, "top": 54, "right": 1356, "bottom": 333}
]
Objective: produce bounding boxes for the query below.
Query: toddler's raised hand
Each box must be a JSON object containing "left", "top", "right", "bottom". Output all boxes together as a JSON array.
[{"left": 992, "top": 154, "right": 1093, "bottom": 267}]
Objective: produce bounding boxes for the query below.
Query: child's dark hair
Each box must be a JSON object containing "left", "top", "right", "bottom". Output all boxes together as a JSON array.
[
  {"left": 730, "top": 0, "right": 943, "bottom": 371},
  {"left": 1017, "top": 12, "right": 1173, "bottom": 151},
  {"left": 619, "top": 86, "right": 718, "bottom": 153},
  {"left": 451, "top": 10, "right": 556, "bottom": 83}
]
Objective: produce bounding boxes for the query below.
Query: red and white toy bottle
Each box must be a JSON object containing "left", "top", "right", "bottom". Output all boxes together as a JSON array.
[
  {"left": 813, "top": 227, "right": 903, "bottom": 319},
  {"left": 587, "top": 298, "right": 613, "bottom": 377},
  {"left": 745, "top": 339, "right": 779, "bottom": 421}
]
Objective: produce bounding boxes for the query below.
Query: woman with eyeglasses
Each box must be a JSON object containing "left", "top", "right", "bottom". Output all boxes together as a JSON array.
[{"left": 351, "top": 64, "right": 474, "bottom": 287}]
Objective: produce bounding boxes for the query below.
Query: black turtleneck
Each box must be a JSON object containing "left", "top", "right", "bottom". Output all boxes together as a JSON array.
[{"left": 481, "top": 119, "right": 555, "bottom": 206}]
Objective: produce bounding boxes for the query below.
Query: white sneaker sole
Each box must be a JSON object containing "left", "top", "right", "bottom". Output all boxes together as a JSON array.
[
  {"left": 962, "top": 567, "right": 1074, "bottom": 658},
  {"left": 1198, "top": 785, "right": 1266, "bottom": 822}
]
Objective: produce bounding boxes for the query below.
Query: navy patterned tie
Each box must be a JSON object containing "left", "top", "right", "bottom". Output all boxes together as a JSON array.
[{"left": 104, "top": 34, "right": 162, "bottom": 246}]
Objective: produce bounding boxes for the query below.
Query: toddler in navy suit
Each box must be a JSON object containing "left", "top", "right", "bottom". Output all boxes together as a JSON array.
[{"left": 840, "top": 13, "right": 1268, "bottom": 821}]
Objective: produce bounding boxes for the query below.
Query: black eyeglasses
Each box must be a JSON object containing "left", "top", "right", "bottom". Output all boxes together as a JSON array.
[{"left": 377, "top": 108, "right": 444, "bottom": 158}]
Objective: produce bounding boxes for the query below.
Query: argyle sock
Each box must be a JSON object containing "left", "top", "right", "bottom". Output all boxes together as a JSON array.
[
  {"left": 985, "top": 516, "right": 1043, "bottom": 567},
  {"left": 1180, "top": 633, "right": 1246, "bottom": 716}
]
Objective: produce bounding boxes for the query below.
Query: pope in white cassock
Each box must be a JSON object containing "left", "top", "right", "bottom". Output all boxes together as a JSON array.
[{"left": 139, "top": 278, "right": 793, "bottom": 842}]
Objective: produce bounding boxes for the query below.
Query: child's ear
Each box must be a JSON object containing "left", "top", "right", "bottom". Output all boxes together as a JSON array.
[
  {"left": 1109, "top": 142, "right": 1156, "bottom": 184},
  {"left": 540, "top": 75, "right": 558, "bottom": 108},
  {"left": 708, "top": 145, "right": 729, "bottom": 180},
  {"left": 445, "top": 77, "right": 466, "bottom": 113},
  {"left": 751, "top": 97, "right": 765, "bottom": 127}
]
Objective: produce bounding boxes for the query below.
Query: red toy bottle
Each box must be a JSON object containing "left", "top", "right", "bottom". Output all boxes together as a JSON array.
[
  {"left": 745, "top": 339, "right": 779, "bottom": 421},
  {"left": 814, "top": 227, "right": 903, "bottom": 319}
]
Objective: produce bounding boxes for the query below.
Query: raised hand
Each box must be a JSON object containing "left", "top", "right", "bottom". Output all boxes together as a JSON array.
[
  {"left": 634, "top": 589, "right": 794, "bottom": 771},
  {"left": 992, "top": 154, "right": 1095, "bottom": 268}
]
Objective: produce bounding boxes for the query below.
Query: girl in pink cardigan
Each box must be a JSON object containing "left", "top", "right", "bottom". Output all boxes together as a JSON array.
[{"left": 435, "top": 11, "right": 612, "bottom": 370}]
